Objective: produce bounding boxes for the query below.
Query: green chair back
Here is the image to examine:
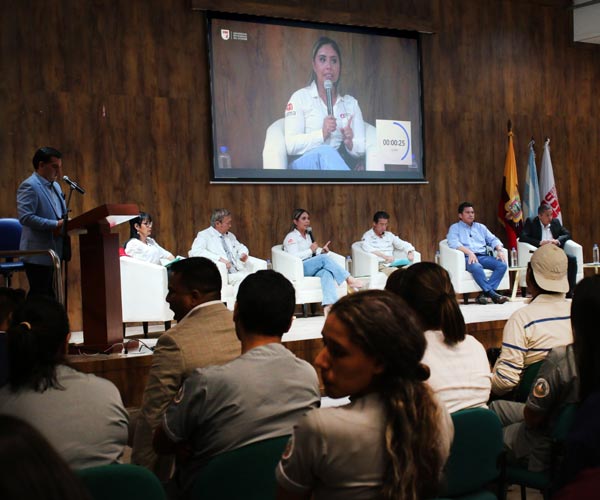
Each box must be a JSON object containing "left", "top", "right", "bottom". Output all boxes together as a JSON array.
[
  {"left": 191, "top": 435, "right": 290, "bottom": 500},
  {"left": 440, "top": 408, "right": 504, "bottom": 499},
  {"left": 514, "top": 360, "right": 544, "bottom": 403},
  {"left": 506, "top": 403, "right": 579, "bottom": 496},
  {"left": 76, "top": 463, "right": 166, "bottom": 500}
]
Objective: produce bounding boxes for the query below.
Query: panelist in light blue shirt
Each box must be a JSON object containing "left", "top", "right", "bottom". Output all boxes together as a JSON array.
[{"left": 447, "top": 201, "right": 508, "bottom": 304}]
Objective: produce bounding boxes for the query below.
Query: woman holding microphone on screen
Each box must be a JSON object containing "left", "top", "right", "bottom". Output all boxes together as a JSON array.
[
  {"left": 284, "top": 36, "right": 366, "bottom": 170},
  {"left": 283, "top": 209, "right": 362, "bottom": 313}
]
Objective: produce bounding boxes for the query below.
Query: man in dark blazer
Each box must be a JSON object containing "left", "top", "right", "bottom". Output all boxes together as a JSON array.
[
  {"left": 16, "top": 147, "right": 67, "bottom": 298},
  {"left": 520, "top": 203, "right": 577, "bottom": 296}
]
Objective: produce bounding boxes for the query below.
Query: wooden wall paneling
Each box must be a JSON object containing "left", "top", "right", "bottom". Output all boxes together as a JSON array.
[{"left": 2, "top": 0, "right": 599, "bottom": 333}]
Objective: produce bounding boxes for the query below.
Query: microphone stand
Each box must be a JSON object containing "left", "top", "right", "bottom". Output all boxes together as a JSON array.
[{"left": 60, "top": 186, "right": 75, "bottom": 311}]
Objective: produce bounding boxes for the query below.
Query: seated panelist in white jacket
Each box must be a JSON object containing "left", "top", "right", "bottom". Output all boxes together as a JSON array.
[{"left": 189, "top": 208, "right": 257, "bottom": 286}]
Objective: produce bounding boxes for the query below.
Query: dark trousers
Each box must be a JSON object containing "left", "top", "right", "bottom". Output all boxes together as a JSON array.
[
  {"left": 24, "top": 263, "right": 56, "bottom": 299},
  {"left": 567, "top": 254, "right": 577, "bottom": 294}
]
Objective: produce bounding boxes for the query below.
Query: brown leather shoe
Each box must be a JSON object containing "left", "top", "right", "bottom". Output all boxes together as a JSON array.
[{"left": 490, "top": 292, "right": 508, "bottom": 304}]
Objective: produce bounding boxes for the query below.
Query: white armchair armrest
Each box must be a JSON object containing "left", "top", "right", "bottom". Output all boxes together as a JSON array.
[
  {"left": 439, "top": 239, "right": 465, "bottom": 281},
  {"left": 120, "top": 257, "right": 173, "bottom": 323},
  {"left": 564, "top": 240, "right": 583, "bottom": 273},
  {"left": 271, "top": 245, "right": 304, "bottom": 282},
  {"left": 246, "top": 255, "right": 268, "bottom": 271},
  {"left": 262, "top": 119, "right": 287, "bottom": 170}
]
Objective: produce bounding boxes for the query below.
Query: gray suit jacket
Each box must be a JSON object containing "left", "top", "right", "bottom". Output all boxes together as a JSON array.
[
  {"left": 131, "top": 301, "right": 239, "bottom": 477},
  {"left": 17, "top": 172, "right": 66, "bottom": 265}
]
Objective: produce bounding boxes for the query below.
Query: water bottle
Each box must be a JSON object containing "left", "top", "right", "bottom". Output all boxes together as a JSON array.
[
  {"left": 594, "top": 244, "right": 599, "bottom": 264},
  {"left": 434, "top": 250, "right": 440, "bottom": 265},
  {"left": 511, "top": 247, "right": 517, "bottom": 268},
  {"left": 218, "top": 146, "right": 232, "bottom": 169},
  {"left": 266, "top": 258, "right": 272, "bottom": 270},
  {"left": 345, "top": 255, "right": 353, "bottom": 275}
]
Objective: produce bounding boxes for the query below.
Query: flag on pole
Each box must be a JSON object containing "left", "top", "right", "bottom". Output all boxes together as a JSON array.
[
  {"left": 539, "top": 138, "right": 562, "bottom": 224},
  {"left": 497, "top": 128, "right": 523, "bottom": 251},
  {"left": 522, "top": 139, "right": 540, "bottom": 221}
]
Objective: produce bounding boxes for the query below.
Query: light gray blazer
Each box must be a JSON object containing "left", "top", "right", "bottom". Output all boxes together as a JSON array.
[{"left": 17, "top": 172, "right": 66, "bottom": 265}]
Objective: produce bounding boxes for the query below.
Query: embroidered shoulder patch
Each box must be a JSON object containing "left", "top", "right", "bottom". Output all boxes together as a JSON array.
[{"left": 532, "top": 378, "right": 550, "bottom": 399}]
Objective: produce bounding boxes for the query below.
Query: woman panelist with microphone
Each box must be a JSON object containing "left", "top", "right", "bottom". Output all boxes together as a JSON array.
[
  {"left": 284, "top": 36, "right": 366, "bottom": 170},
  {"left": 283, "top": 209, "right": 362, "bottom": 314}
]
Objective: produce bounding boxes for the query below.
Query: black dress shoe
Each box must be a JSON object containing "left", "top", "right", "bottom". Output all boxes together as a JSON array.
[
  {"left": 476, "top": 293, "right": 488, "bottom": 305},
  {"left": 489, "top": 292, "right": 509, "bottom": 304}
]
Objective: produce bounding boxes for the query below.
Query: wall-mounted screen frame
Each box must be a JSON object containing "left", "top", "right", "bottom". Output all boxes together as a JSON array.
[{"left": 207, "top": 12, "right": 426, "bottom": 184}]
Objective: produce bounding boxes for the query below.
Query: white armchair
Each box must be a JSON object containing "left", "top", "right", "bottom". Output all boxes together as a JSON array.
[
  {"left": 351, "top": 241, "right": 422, "bottom": 290},
  {"left": 439, "top": 239, "right": 510, "bottom": 303},
  {"left": 120, "top": 256, "right": 174, "bottom": 336},
  {"left": 217, "top": 256, "right": 268, "bottom": 310},
  {"left": 517, "top": 239, "right": 583, "bottom": 290},
  {"left": 262, "top": 118, "right": 378, "bottom": 170},
  {"left": 271, "top": 245, "right": 347, "bottom": 314}
]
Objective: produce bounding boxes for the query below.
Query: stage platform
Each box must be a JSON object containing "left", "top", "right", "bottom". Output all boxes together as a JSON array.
[{"left": 68, "top": 298, "right": 529, "bottom": 407}]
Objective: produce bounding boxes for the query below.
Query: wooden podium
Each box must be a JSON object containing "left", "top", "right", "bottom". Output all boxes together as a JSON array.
[{"left": 68, "top": 204, "right": 139, "bottom": 349}]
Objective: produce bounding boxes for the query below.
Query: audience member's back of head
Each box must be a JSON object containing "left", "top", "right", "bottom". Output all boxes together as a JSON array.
[
  {"left": 0, "top": 415, "right": 91, "bottom": 500},
  {"left": 571, "top": 275, "right": 600, "bottom": 401},
  {"left": 6, "top": 296, "right": 70, "bottom": 392},
  {"left": 235, "top": 270, "right": 295, "bottom": 337},
  {"left": 0, "top": 288, "right": 26, "bottom": 387},
  {"left": 0, "top": 287, "right": 26, "bottom": 331},
  {"left": 385, "top": 262, "right": 466, "bottom": 345},
  {"left": 169, "top": 257, "right": 222, "bottom": 296}
]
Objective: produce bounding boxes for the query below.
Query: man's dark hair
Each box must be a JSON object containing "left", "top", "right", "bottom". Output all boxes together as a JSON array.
[
  {"left": 458, "top": 201, "right": 473, "bottom": 214},
  {"left": 236, "top": 270, "right": 295, "bottom": 337},
  {"left": 7, "top": 296, "right": 70, "bottom": 392},
  {"left": 537, "top": 204, "right": 552, "bottom": 215},
  {"left": 373, "top": 211, "right": 390, "bottom": 223},
  {"left": 32, "top": 147, "right": 62, "bottom": 170},
  {"left": 168, "top": 257, "right": 221, "bottom": 296}
]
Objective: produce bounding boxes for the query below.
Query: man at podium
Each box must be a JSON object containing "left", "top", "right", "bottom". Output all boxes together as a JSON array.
[{"left": 17, "top": 147, "right": 66, "bottom": 298}]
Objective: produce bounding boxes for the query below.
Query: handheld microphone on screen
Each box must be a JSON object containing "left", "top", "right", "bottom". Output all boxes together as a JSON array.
[
  {"left": 62, "top": 175, "right": 86, "bottom": 195},
  {"left": 306, "top": 226, "right": 315, "bottom": 243},
  {"left": 324, "top": 79, "right": 333, "bottom": 116}
]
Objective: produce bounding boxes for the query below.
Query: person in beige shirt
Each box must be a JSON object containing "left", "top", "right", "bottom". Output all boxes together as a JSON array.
[{"left": 131, "top": 257, "right": 239, "bottom": 479}]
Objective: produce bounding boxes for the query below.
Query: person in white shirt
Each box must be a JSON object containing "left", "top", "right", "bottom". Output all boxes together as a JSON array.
[
  {"left": 124, "top": 212, "right": 175, "bottom": 266},
  {"left": 284, "top": 36, "right": 366, "bottom": 170},
  {"left": 189, "top": 209, "right": 257, "bottom": 288},
  {"left": 283, "top": 208, "right": 362, "bottom": 312},
  {"left": 361, "top": 211, "right": 415, "bottom": 277},
  {"left": 386, "top": 262, "right": 492, "bottom": 413}
]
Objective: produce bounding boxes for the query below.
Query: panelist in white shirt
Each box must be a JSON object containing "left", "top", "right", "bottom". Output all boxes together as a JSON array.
[
  {"left": 124, "top": 212, "right": 175, "bottom": 266},
  {"left": 189, "top": 209, "right": 258, "bottom": 287},
  {"left": 361, "top": 210, "right": 415, "bottom": 277}
]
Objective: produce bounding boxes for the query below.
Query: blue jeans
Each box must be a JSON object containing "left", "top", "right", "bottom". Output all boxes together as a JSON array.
[
  {"left": 465, "top": 254, "right": 507, "bottom": 294},
  {"left": 303, "top": 254, "right": 349, "bottom": 305},
  {"left": 290, "top": 145, "right": 350, "bottom": 170}
]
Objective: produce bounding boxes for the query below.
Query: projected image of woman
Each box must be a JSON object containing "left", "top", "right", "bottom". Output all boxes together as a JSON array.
[{"left": 284, "top": 36, "right": 366, "bottom": 170}]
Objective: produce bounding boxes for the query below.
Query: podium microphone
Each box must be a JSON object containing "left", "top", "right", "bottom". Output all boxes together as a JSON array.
[
  {"left": 63, "top": 175, "right": 86, "bottom": 195},
  {"left": 324, "top": 79, "right": 333, "bottom": 116}
]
